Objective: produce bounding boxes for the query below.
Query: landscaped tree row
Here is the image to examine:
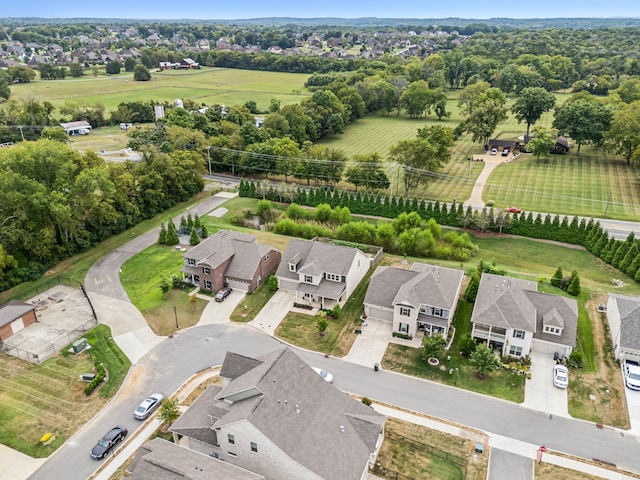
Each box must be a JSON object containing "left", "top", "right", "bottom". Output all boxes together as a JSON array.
[{"left": 0, "top": 139, "right": 205, "bottom": 291}]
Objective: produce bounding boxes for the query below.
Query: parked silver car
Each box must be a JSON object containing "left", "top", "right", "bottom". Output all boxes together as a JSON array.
[{"left": 134, "top": 393, "right": 164, "bottom": 420}]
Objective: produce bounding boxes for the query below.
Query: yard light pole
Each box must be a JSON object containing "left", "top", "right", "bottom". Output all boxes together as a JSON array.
[
  {"left": 206, "top": 146, "right": 212, "bottom": 176},
  {"left": 174, "top": 306, "right": 179, "bottom": 330},
  {"left": 455, "top": 367, "right": 459, "bottom": 386}
]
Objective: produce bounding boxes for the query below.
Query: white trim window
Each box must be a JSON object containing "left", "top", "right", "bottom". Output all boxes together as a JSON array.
[
  {"left": 509, "top": 345, "right": 523, "bottom": 356},
  {"left": 513, "top": 329, "right": 526, "bottom": 339},
  {"left": 543, "top": 325, "right": 562, "bottom": 335},
  {"left": 250, "top": 442, "right": 258, "bottom": 453},
  {"left": 228, "top": 434, "right": 235, "bottom": 445},
  {"left": 325, "top": 273, "right": 341, "bottom": 282},
  {"left": 304, "top": 275, "right": 313, "bottom": 284},
  {"left": 400, "top": 307, "right": 411, "bottom": 317}
]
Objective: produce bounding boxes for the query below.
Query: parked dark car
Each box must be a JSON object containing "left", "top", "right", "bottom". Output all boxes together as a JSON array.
[
  {"left": 215, "top": 287, "right": 233, "bottom": 302},
  {"left": 91, "top": 425, "right": 128, "bottom": 460}
]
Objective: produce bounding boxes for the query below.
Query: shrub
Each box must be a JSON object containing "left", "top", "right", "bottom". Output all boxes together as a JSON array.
[
  {"left": 569, "top": 350, "right": 584, "bottom": 369},
  {"left": 459, "top": 334, "right": 477, "bottom": 357},
  {"left": 84, "top": 363, "right": 106, "bottom": 395},
  {"left": 392, "top": 331, "right": 412, "bottom": 340},
  {"left": 268, "top": 274, "right": 278, "bottom": 291},
  {"left": 361, "top": 397, "right": 373, "bottom": 406}
]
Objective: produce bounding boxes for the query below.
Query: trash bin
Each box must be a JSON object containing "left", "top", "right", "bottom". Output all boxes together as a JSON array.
[{"left": 374, "top": 362, "right": 379, "bottom": 372}]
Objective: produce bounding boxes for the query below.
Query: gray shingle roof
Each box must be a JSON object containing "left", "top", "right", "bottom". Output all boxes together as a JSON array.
[
  {"left": 0, "top": 300, "right": 35, "bottom": 328},
  {"left": 170, "top": 386, "right": 223, "bottom": 445},
  {"left": 525, "top": 290, "right": 577, "bottom": 346},
  {"left": 128, "top": 438, "right": 264, "bottom": 480},
  {"left": 276, "top": 239, "right": 363, "bottom": 281},
  {"left": 184, "top": 230, "right": 277, "bottom": 282},
  {"left": 610, "top": 294, "right": 640, "bottom": 351},
  {"left": 178, "top": 347, "right": 385, "bottom": 480},
  {"left": 471, "top": 274, "right": 537, "bottom": 331},
  {"left": 364, "top": 263, "right": 463, "bottom": 311}
]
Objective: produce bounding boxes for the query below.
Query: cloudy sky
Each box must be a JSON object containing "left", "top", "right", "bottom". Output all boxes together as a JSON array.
[{"left": 3, "top": 0, "right": 639, "bottom": 20}]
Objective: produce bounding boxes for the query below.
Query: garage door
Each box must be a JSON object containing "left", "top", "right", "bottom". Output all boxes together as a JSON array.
[
  {"left": 11, "top": 318, "right": 25, "bottom": 335},
  {"left": 531, "top": 339, "right": 565, "bottom": 356},
  {"left": 366, "top": 306, "right": 393, "bottom": 322},
  {"left": 226, "top": 279, "right": 250, "bottom": 291}
]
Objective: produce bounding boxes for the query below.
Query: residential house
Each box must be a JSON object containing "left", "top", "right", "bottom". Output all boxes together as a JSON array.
[
  {"left": 606, "top": 294, "right": 640, "bottom": 362},
  {"left": 275, "top": 238, "right": 372, "bottom": 309},
  {"left": 470, "top": 273, "right": 578, "bottom": 358},
  {"left": 127, "top": 437, "right": 265, "bottom": 480},
  {"left": 364, "top": 263, "right": 464, "bottom": 338},
  {"left": 180, "top": 58, "right": 200, "bottom": 69},
  {"left": 170, "top": 347, "right": 386, "bottom": 480},
  {"left": 181, "top": 230, "right": 280, "bottom": 293},
  {"left": 0, "top": 300, "right": 37, "bottom": 342}
]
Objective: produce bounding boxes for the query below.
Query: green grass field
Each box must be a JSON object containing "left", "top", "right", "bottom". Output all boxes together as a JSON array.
[{"left": 9, "top": 67, "right": 312, "bottom": 112}]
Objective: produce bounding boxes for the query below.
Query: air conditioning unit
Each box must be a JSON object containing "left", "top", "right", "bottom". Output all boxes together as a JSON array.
[{"left": 72, "top": 338, "right": 88, "bottom": 353}]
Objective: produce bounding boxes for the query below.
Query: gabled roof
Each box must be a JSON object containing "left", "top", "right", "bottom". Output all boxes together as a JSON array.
[
  {"left": 170, "top": 385, "right": 223, "bottom": 446},
  {"left": 128, "top": 438, "right": 265, "bottom": 480},
  {"left": 364, "top": 263, "right": 463, "bottom": 311},
  {"left": 610, "top": 294, "right": 640, "bottom": 351},
  {"left": 276, "top": 238, "right": 366, "bottom": 281},
  {"left": 471, "top": 273, "right": 537, "bottom": 331},
  {"left": 525, "top": 290, "right": 577, "bottom": 346},
  {"left": 173, "top": 347, "right": 385, "bottom": 480},
  {"left": 184, "top": 230, "right": 277, "bottom": 281},
  {"left": 0, "top": 300, "right": 35, "bottom": 328}
]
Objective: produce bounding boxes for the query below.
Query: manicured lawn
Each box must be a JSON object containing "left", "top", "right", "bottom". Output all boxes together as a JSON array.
[
  {"left": 382, "top": 300, "right": 526, "bottom": 403},
  {"left": 83, "top": 324, "right": 132, "bottom": 398},
  {"left": 0, "top": 324, "right": 127, "bottom": 457},
  {"left": 120, "top": 244, "right": 208, "bottom": 335},
  {"left": 10, "top": 67, "right": 311, "bottom": 112},
  {"left": 276, "top": 268, "right": 372, "bottom": 357},
  {"left": 230, "top": 281, "right": 277, "bottom": 323}
]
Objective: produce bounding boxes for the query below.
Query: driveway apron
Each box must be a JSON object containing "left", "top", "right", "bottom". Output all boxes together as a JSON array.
[{"left": 524, "top": 352, "right": 569, "bottom": 417}]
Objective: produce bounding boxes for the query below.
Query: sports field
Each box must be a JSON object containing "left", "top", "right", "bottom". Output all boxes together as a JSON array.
[{"left": 9, "top": 67, "right": 312, "bottom": 111}]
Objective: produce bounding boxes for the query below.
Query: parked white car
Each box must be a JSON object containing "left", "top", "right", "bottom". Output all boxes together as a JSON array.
[
  {"left": 553, "top": 364, "right": 569, "bottom": 389},
  {"left": 312, "top": 367, "right": 334, "bottom": 384},
  {"left": 624, "top": 361, "right": 640, "bottom": 390}
]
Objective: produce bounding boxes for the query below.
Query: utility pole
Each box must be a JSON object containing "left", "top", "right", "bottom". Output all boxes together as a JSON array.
[
  {"left": 174, "top": 306, "right": 179, "bottom": 330},
  {"left": 604, "top": 191, "right": 612, "bottom": 217},
  {"left": 206, "top": 146, "right": 212, "bottom": 176},
  {"left": 17, "top": 125, "right": 25, "bottom": 142},
  {"left": 468, "top": 154, "right": 472, "bottom": 179}
]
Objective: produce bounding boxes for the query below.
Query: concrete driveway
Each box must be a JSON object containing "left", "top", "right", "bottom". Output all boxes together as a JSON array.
[
  {"left": 249, "top": 290, "right": 296, "bottom": 335},
  {"left": 197, "top": 290, "right": 244, "bottom": 326},
  {"left": 342, "top": 317, "right": 392, "bottom": 368},
  {"left": 523, "top": 352, "right": 569, "bottom": 417}
]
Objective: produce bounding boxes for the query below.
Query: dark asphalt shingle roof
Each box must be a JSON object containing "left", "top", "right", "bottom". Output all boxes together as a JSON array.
[{"left": 0, "top": 300, "right": 35, "bottom": 328}]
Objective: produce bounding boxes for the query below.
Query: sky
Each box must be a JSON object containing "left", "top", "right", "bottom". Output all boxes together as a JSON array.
[{"left": 3, "top": 0, "right": 640, "bottom": 20}]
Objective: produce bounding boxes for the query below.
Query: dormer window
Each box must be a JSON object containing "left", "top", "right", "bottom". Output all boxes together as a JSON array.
[
  {"left": 289, "top": 263, "right": 296, "bottom": 272},
  {"left": 304, "top": 275, "right": 313, "bottom": 283},
  {"left": 187, "top": 258, "right": 196, "bottom": 266},
  {"left": 325, "top": 273, "right": 341, "bottom": 282},
  {"left": 543, "top": 325, "right": 562, "bottom": 336}
]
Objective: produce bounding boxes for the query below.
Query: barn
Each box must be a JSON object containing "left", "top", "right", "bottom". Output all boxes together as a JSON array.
[{"left": 60, "top": 120, "right": 92, "bottom": 136}]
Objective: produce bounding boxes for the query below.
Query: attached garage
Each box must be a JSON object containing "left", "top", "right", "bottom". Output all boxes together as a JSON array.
[
  {"left": 365, "top": 306, "right": 393, "bottom": 322},
  {"left": 531, "top": 338, "right": 572, "bottom": 358},
  {"left": 226, "top": 278, "right": 250, "bottom": 291}
]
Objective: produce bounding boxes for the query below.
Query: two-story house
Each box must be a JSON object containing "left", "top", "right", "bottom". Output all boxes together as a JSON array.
[
  {"left": 170, "top": 347, "right": 386, "bottom": 480},
  {"left": 363, "top": 263, "right": 464, "bottom": 338},
  {"left": 181, "top": 230, "right": 281, "bottom": 293},
  {"left": 275, "top": 239, "right": 371, "bottom": 310},
  {"left": 471, "top": 273, "right": 578, "bottom": 358},
  {"left": 606, "top": 294, "right": 640, "bottom": 363}
]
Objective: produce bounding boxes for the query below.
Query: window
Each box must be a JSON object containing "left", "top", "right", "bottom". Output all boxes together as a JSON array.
[
  {"left": 289, "top": 263, "right": 296, "bottom": 272},
  {"left": 187, "top": 258, "right": 196, "bottom": 266},
  {"left": 304, "top": 275, "right": 313, "bottom": 283},
  {"left": 204, "top": 280, "right": 212, "bottom": 290},
  {"left": 227, "top": 434, "right": 235, "bottom": 445},
  {"left": 325, "top": 273, "right": 341, "bottom": 282},
  {"left": 433, "top": 308, "right": 442, "bottom": 317},
  {"left": 544, "top": 325, "right": 561, "bottom": 335},
  {"left": 250, "top": 442, "right": 258, "bottom": 453},
  {"left": 203, "top": 267, "right": 211, "bottom": 275},
  {"left": 264, "top": 253, "right": 269, "bottom": 261},
  {"left": 399, "top": 322, "right": 409, "bottom": 333},
  {"left": 513, "top": 330, "right": 525, "bottom": 339},
  {"left": 400, "top": 307, "right": 410, "bottom": 317},
  {"left": 509, "top": 345, "right": 523, "bottom": 356},
  {"left": 228, "top": 451, "right": 237, "bottom": 457}
]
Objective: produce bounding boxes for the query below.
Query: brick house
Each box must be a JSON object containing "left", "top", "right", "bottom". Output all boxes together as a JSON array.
[
  {"left": 0, "top": 300, "right": 37, "bottom": 341},
  {"left": 181, "top": 230, "right": 281, "bottom": 293}
]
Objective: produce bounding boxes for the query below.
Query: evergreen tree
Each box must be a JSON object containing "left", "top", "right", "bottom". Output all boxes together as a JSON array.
[
  {"left": 158, "top": 222, "right": 167, "bottom": 244},
  {"left": 551, "top": 266, "right": 563, "bottom": 288},
  {"left": 193, "top": 214, "right": 201, "bottom": 229},
  {"left": 179, "top": 216, "right": 188, "bottom": 235},
  {"left": 592, "top": 232, "right": 609, "bottom": 257},
  {"left": 621, "top": 243, "right": 639, "bottom": 274},
  {"left": 165, "top": 220, "right": 179, "bottom": 246},
  {"left": 465, "top": 271, "right": 481, "bottom": 303},
  {"left": 187, "top": 212, "right": 194, "bottom": 229},
  {"left": 189, "top": 227, "right": 200, "bottom": 245},
  {"left": 602, "top": 239, "right": 620, "bottom": 264},
  {"left": 567, "top": 270, "right": 581, "bottom": 296},
  {"left": 628, "top": 252, "right": 640, "bottom": 278},
  {"left": 201, "top": 225, "right": 209, "bottom": 238},
  {"left": 613, "top": 233, "right": 635, "bottom": 269}
]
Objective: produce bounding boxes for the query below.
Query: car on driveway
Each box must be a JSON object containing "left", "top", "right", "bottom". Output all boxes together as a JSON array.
[
  {"left": 624, "top": 360, "right": 640, "bottom": 390},
  {"left": 502, "top": 148, "right": 509, "bottom": 156},
  {"left": 215, "top": 287, "right": 233, "bottom": 302},
  {"left": 90, "top": 425, "right": 128, "bottom": 460},
  {"left": 504, "top": 206, "right": 522, "bottom": 213},
  {"left": 134, "top": 393, "right": 164, "bottom": 420},
  {"left": 490, "top": 148, "right": 498, "bottom": 155},
  {"left": 553, "top": 364, "right": 569, "bottom": 389},
  {"left": 312, "top": 367, "right": 334, "bottom": 383}
]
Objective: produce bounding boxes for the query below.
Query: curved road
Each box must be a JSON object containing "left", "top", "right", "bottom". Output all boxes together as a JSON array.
[{"left": 26, "top": 189, "right": 640, "bottom": 480}]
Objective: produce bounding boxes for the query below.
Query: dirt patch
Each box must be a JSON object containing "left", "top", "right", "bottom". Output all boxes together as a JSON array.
[
  {"left": 568, "top": 293, "right": 629, "bottom": 428},
  {"left": 536, "top": 461, "right": 603, "bottom": 480}
]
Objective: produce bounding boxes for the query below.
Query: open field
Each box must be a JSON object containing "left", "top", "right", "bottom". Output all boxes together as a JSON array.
[
  {"left": 9, "top": 67, "right": 312, "bottom": 112},
  {"left": 0, "top": 324, "right": 127, "bottom": 457}
]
